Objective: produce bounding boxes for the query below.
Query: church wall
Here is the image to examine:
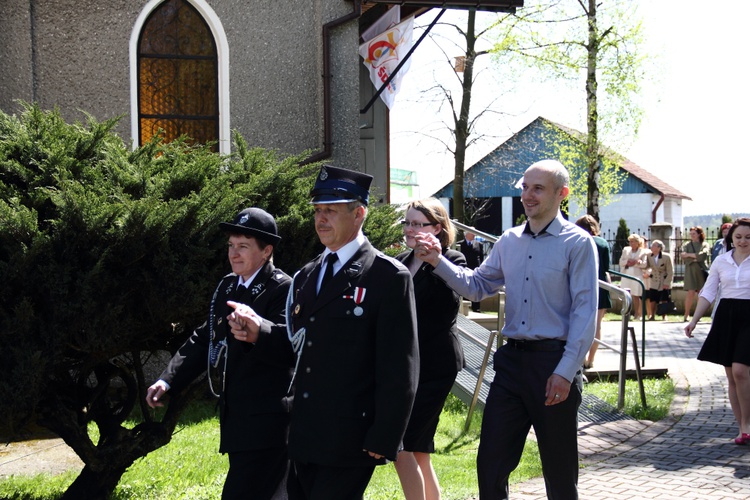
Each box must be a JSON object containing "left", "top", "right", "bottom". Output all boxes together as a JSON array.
[
  {"left": 0, "top": 0, "right": 361, "bottom": 169},
  {"left": 0, "top": 0, "right": 35, "bottom": 113}
]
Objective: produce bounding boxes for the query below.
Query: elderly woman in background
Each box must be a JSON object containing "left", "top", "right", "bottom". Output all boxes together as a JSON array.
[
  {"left": 619, "top": 233, "right": 649, "bottom": 320},
  {"left": 646, "top": 240, "right": 674, "bottom": 321},
  {"left": 395, "top": 198, "right": 466, "bottom": 500},
  {"left": 682, "top": 226, "right": 711, "bottom": 322},
  {"left": 685, "top": 218, "right": 750, "bottom": 445}
]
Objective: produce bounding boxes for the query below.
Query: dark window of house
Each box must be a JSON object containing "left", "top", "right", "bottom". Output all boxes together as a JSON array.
[{"left": 138, "top": 0, "right": 218, "bottom": 150}]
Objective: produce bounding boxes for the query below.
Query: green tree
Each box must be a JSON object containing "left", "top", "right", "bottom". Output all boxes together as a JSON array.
[
  {"left": 449, "top": 9, "right": 490, "bottom": 225},
  {"left": 0, "top": 103, "right": 403, "bottom": 499},
  {"left": 613, "top": 217, "right": 630, "bottom": 264},
  {"left": 400, "top": 10, "right": 518, "bottom": 224},
  {"left": 495, "top": 0, "right": 647, "bottom": 220}
]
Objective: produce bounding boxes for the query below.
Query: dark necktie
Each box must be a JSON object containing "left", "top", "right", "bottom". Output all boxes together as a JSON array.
[{"left": 319, "top": 253, "right": 338, "bottom": 294}]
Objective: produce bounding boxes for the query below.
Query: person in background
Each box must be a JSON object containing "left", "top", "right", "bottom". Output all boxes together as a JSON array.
[
  {"left": 645, "top": 240, "right": 674, "bottom": 321},
  {"left": 682, "top": 226, "right": 711, "bottom": 322},
  {"left": 146, "top": 208, "right": 293, "bottom": 500},
  {"left": 685, "top": 218, "right": 750, "bottom": 445},
  {"left": 459, "top": 231, "right": 484, "bottom": 312},
  {"left": 575, "top": 215, "right": 611, "bottom": 370},
  {"left": 415, "top": 159, "right": 597, "bottom": 499},
  {"left": 619, "top": 234, "right": 649, "bottom": 321},
  {"left": 709, "top": 222, "right": 733, "bottom": 319},
  {"left": 711, "top": 222, "right": 733, "bottom": 266},
  {"left": 641, "top": 238, "right": 652, "bottom": 298},
  {"left": 394, "top": 198, "right": 466, "bottom": 500},
  {"left": 228, "top": 165, "right": 419, "bottom": 500}
]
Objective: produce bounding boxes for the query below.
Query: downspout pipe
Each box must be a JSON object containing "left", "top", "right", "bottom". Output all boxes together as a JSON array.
[
  {"left": 29, "top": 0, "right": 39, "bottom": 102},
  {"left": 652, "top": 193, "right": 664, "bottom": 224},
  {"left": 303, "top": 0, "right": 362, "bottom": 165}
]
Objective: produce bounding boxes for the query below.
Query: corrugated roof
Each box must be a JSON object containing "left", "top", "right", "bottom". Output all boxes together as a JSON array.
[
  {"left": 434, "top": 116, "right": 693, "bottom": 201},
  {"left": 547, "top": 118, "right": 691, "bottom": 201}
]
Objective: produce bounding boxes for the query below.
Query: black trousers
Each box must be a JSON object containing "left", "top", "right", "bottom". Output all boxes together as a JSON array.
[
  {"left": 222, "top": 446, "right": 288, "bottom": 500},
  {"left": 287, "top": 461, "right": 375, "bottom": 500},
  {"left": 477, "top": 344, "right": 582, "bottom": 500}
]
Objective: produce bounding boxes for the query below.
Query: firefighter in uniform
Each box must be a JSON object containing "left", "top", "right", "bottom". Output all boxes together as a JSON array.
[
  {"left": 146, "top": 207, "right": 293, "bottom": 500},
  {"left": 228, "top": 166, "right": 419, "bottom": 500}
]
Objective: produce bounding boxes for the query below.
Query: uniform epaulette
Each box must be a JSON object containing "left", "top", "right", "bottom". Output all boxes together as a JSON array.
[
  {"left": 272, "top": 271, "right": 292, "bottom": 283},
  {"left": 375, "top": 252, "right": 408, "bottom": 271}
]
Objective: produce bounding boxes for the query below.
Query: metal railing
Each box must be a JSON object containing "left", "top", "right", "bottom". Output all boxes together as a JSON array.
[
  {"left": 460, "top": 321, "right": 497, "bottom": 431},
  {"left": 452, "top": 220, "right": 500, "bottom": 429},
  {"left": 598, "top": 281, "right": 645, "bottom": 409},
  {"left": 451, "top": 221, "right": 499, "bottom": 245},
  {"left": 608, "top": 270, "right": 648, "bottom": 367}
]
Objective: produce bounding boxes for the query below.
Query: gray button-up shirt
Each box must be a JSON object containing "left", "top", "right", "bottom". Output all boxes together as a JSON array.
[{"left": 433, "top": 212, "right": 598, "bottom": 382}]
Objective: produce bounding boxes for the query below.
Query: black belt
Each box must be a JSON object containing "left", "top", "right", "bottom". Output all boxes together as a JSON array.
[{"left": 505, "top": 338, "right": 566, "bottom": 352}]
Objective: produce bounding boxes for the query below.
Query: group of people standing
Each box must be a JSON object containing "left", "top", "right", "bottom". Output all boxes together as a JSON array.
[
  {"left": 149, "top": 165, "right": 422, "bottom": 500},
  {"left": 143, "top": 155, "right": 746, "bottom": 499},
  {"left": 146, "top": 159, "right": 598, "bottom": 500},
  {"left": 617, "top": 233, "right": 677, "bottom": 323}
]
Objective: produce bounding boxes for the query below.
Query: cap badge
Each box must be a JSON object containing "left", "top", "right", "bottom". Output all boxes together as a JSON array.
[
  {"left": 319, "top": 167, "right": 328, "bottom": 181},
  {"left": 239, "top": 214, "right": 249, "bottom": 224}
]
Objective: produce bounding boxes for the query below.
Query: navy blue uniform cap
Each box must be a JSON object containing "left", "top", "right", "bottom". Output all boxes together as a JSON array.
[
  {"left": 219, "top": 207, "right": 281, "bottom": 246},
  {"left": 310, "top": 165, "right": 373, "bottom": 206}
]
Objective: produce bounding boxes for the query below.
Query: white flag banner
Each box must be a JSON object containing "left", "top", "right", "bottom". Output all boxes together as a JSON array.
[
  {"left": 358, "top": 16, "right": 414, "bottom": 110},
  {"left": 361, "top": 5, "right": 400, "bottom": 42}
]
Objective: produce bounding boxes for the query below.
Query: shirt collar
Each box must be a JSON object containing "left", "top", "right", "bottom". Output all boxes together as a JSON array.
[
  {"left": 322, "top": 232, "right": 366, "bottom": 269},
  {"left": 523, "top": 212, "right": 563, "bottom": 238},
  {"left": 238, "top": 266, "right": 263, "bottom": 288}
]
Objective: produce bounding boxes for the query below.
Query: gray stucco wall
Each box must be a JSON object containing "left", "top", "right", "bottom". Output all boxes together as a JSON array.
[
  {"left": 0, "top": 0, "right": 362, "bottom": 169},
  {"left": 322, "top": 1, "right": 361, "bottom": 172},
  {"left": 19, "top": 0, "right": 138, "bottom": 133},
  {"left": 0, "top": 0, "right": 34, "bottom": 113}
]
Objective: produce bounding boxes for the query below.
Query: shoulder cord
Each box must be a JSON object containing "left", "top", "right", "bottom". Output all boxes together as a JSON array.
[
  {"left": 207, "top": 280, "right": 228, "bottom": 398},
  {"left": 285, "top": 270, "right": 306, "bottom": 393}
]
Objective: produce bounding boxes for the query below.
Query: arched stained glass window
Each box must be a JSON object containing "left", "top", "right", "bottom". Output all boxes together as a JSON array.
[{"left": 137, "top": 0, "right": 218, "bottom": 150}]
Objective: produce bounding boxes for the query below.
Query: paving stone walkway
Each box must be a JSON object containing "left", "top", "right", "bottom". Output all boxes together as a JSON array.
[{"left": 511, "top": 319, "right": 750, "bottom": 499}]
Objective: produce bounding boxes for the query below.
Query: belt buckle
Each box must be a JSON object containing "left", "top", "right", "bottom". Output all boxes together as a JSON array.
[{"left": 510, "top": 338, "right": 525, "bottom": 349}]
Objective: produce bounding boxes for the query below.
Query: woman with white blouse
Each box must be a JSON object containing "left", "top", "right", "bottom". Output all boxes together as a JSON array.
[
  {"left": 685, "top": 218, "right": 750, "bottom": 445},
  {"left": 619, "top": 234, "right": 649, "bottom": 320}
]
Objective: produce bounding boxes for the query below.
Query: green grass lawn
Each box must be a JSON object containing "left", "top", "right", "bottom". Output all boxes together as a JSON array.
[
  {"left": 365, "top": 395, "right": 541, "bottom": 500},
  {"left": 0, "top": 376, "right": 674, "bottom": 500}
]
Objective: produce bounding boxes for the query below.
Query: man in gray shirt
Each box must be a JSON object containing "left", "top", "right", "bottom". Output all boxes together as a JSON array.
[{"left": 416, "top": 159, "right": 597, "bottom": 499}]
